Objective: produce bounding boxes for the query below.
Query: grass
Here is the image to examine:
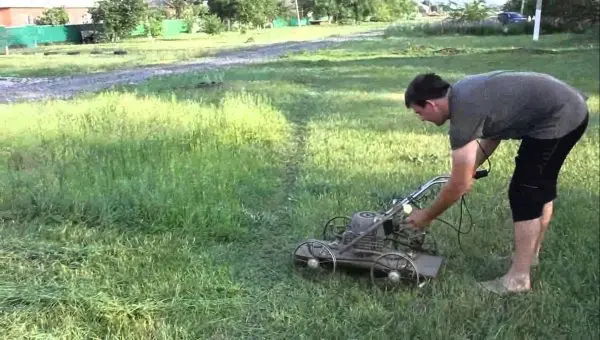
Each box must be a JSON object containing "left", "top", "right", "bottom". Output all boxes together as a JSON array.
[
  {"left": 0, "top": 22, "right": 388, "bottom": 78},
  {"left": 0, "top": 31, "right": 598, "bottom": 339}
]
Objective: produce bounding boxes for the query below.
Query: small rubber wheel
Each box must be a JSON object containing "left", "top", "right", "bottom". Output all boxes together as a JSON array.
[
  {"left": 370, "top": 252, "right": 421, "bottom": 291},
  {"left": 292, "top": 239, "right": 337, "bottom": 281}
]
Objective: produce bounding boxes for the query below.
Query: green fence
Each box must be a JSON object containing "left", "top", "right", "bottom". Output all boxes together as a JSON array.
[
  {"left": 0, "top": 24, "right": 101, "bottom": 48},
  {"left": 0, "top": 19, "right": 189, "bottom": 49},
  {"left": 272, "top": 17, "right": 310, "bottom": 28},
  {"left": 131, "top": 20, "right": 189, "bottom": 38},
  {"left": 0, "top": 17, "right": 310, "bottom": 49}
]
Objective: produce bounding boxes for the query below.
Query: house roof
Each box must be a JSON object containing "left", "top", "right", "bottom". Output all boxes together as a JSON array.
[{"left": 0, "top": 0, "right": 98, "bottom": 8}]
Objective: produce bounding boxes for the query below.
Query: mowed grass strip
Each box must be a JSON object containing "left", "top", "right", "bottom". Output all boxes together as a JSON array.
[{"left": 0, "top": 31, "right": 598, "bottom": 339}]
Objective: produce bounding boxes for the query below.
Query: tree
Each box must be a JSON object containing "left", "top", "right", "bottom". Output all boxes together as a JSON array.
[
  {"left": 303, "top": 0, "right": 416, "bottom": 23},
  {"left": 312, "top": 0, "right": 336, "bottom": 20},
  {"left": 207, "top": 0, "right": 279, "bottom": 27},
  {"left": 36, "top": 7, "right": 70, "bottom": 25},
  {"left": 236, "top": 0, "right": 279, "bottom": 27},
  {"left": 89, "top": 0, "right": 148, "bottom": 42},
  {"left": 207, "top": 0, "right": 238, "bottom": 22},
  {"left": 502, "top": 0, "right": 534, "bottom": 14},
  {"left": 144, "top": 8, "right": 166, "bottom": 37},
  {"left": 445, "top": 0, "right": 490, "bottom": 22},
  {"left": 502, "top": 0, "right": 599, "bottom": 28},
  {"left": 165, "top": 0, "right": 190, "bottom": 18},
  {"left": 369, "top": 0, "right": 416, "bottom": 22},
  {"left": 162, "top": 0, "right": 206, "bottom": 18}
]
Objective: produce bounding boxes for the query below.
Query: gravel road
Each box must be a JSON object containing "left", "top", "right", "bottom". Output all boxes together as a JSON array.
[{"left": 0, "top": 30, "right": 383, "bottom": 104}]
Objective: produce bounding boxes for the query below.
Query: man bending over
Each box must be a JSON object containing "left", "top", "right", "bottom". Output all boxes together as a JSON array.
[{"left": 403, "top": 71, "right": 589, "bottom": 295}]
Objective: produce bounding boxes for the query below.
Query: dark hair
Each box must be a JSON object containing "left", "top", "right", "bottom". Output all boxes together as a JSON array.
[{"left": 404, "top": 73, "right": 451, "bottom": 108}]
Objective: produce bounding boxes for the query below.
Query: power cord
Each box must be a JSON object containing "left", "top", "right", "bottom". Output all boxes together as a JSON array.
[
  {"left": 434, "top": 196, "right": 473, "bottom": 253},
  {"left": 476, "top": 139, "right": 493, "bottom": 175},
  {"left": 430, "top": 139, "right": 494, "bottom": 253}
]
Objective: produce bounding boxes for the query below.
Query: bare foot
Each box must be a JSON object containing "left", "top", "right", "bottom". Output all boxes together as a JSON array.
[
  {"left": 479, "top": 275, "right": 531, "bottom": 295},
  {"left": 504, "top": 274, "right": 531, "bottom": 292}
]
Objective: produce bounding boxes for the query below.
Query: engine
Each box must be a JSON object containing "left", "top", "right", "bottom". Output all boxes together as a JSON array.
[{"left": 341, "top": 211, "right": 393, "bottom": 251}]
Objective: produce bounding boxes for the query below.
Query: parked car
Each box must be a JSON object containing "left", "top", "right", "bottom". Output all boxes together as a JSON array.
[{"left": 497, "top": 12, "right": 528, "bottom": 25}]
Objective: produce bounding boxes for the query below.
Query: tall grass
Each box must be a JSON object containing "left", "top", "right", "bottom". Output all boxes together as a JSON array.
[
  {"left": 384, "top": 20, "right": 594, "bottom": 37},
  {"left": 1, "top": 91, "right": 290, "bottom": 240}
]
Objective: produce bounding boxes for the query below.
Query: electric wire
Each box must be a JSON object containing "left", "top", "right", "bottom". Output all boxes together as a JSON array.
[{"left": 432, "top": 139, "right": 493, "bottom": 253}]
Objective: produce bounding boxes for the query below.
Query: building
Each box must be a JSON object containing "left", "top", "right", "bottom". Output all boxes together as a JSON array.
[
  {"left": 0, "top": 0, "right": 211, "bottom": 28},
  {"left": 0, "top": 0, "right": 98, "bottom": 27}
]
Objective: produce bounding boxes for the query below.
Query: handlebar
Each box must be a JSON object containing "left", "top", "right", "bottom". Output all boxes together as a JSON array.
[
  {"left": 388, "top": 169, "right": 489, "bottom": 212},
  {"left": 474, "top": 169, "right": 489, "bottom": 179}
]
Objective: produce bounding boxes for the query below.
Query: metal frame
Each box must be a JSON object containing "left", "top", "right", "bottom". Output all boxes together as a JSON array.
[{"left": 292, "top": 170, "right": 488, "bottom": 289}]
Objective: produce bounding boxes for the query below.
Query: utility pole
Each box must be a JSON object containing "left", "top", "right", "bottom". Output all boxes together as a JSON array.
[
  {"left": 294, "top": 0, "right": 301, "bottom": 27},
  {"left": 533, "top": 0, "right": 542, "bottom": 41}
]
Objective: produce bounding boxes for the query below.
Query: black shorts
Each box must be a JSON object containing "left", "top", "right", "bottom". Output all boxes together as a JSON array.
[{"left": 509, "top": 113, "right": 589, "bottom": 222}]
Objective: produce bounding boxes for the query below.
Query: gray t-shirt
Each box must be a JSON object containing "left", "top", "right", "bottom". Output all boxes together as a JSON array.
[{"left": 448, "top": 71, "right": 589, "bottom": 150}]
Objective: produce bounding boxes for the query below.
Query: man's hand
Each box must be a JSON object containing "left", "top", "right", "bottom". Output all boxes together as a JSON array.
[
  {"left": 409, "top": 139, "right": 481, "bottom": 227},
  {"left": 406, "top": 208, "right": 433, "bottom": 229}
]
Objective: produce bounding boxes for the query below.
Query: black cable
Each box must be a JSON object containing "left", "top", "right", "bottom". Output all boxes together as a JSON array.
[
  {"left": 434, "top": 140, "right": 490, "bottom": 253},
  {"left": 476, "top": 139, "right": 493, "bottom": 174},
  {"left": 404, "top": 140, "right": 492, "bottom": 254}
]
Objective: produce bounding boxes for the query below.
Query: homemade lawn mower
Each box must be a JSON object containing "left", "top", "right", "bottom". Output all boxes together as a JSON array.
[{"left": 292, "top": 169, "right": 489, "bottom": 291}]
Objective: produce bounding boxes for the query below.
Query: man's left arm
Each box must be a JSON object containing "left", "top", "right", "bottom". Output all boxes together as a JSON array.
[{"left": 415, "top": 140, "right": 479, "bottom": 225}]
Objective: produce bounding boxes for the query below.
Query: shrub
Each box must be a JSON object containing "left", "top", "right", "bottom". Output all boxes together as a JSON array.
[
  {"left": 144, "top": 8, "right": 165, "bottom": 37},
  {"left": 202, "top": 14, "right": 225, "bottom": 35},
  {"left": 383, "top": 19, "right": 584, "bottom": 37},
  {"left": 89, "top": 0, "right": 148, "bottom": 42},
  {"left": 36, "top": 7, "right": 70, "bottom": 25},
  {"left": 445, "top": 0, "right": 491, "bottom": 22}
]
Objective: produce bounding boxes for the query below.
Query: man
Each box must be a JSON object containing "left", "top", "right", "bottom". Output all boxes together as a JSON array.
[{"left": 403, "top": 71, "right": 589, "bottom": 295}]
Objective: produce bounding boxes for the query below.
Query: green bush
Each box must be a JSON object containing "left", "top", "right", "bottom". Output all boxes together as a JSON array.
[
  {"left": 202, "top": 14, "right": 225, "bottom": 35},
  {"left": 144, "top": 8, "right": 165, "bottom": 37},
  {"left": 89, "top": 0, "right": 148, "bottom": 42},
  {"left": 445, "top": 0, "right": 491, "bottom": 22},
  {"left": 383, "top": 19, "right": 583, "bottom": 37},
  {"left": 36, "top": 7, "right": 70, "bottom": 25}
]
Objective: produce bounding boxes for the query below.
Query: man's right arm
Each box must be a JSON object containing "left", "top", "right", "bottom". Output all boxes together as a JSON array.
[{"left": 475, "top": 138, "right": 500, "bottom": 169}]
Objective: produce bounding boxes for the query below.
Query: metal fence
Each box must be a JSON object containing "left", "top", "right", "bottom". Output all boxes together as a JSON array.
[
  {"left": 0, "top": 20, "right": 189, "bottom": 49},
  {"left": 0, "top": 17, "right": 311, "bottom": 49}
]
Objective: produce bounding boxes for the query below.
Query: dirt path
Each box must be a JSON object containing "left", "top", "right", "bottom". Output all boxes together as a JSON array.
[{"left": 0, "top": 30, "right": 383, "bottom": 104}]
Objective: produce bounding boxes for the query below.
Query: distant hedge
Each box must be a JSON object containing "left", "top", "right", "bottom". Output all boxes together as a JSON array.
[{"left": 384, "top": 18, "right": 594, "bottom": 37}]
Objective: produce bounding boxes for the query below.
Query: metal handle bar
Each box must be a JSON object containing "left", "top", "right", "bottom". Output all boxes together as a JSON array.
[{"left": 385, "top": 175, "right": 450, "bottom": 214}]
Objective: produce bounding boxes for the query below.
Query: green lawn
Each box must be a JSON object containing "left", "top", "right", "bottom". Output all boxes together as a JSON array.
[
  {"left": 0, "top": 23, "right": 388, "bottom": 78},
  {"left": 0, "top": 31, "right": 598, "bottom": 339}
]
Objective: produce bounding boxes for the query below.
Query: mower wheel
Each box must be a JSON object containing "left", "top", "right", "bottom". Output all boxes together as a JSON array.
[
  {"left": 370, "top": 252, "right": 421, "bottom": 291},
  {"left": 292, "top": 239, "right": 337, "bottom": 281}
]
